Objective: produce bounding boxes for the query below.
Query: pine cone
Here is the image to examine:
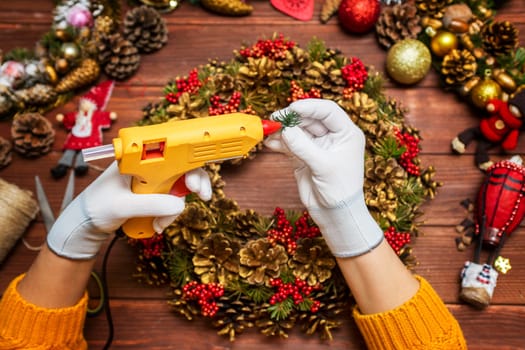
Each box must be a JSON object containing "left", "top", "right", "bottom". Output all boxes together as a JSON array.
[
  {"left": 288, "top": 238, "right": 336, "bottom": 286},
  {"left": 164, "top": 201, "right": 213, "bottom": 250},
  {"left": 338, "top": 91, "right": 379, "bottom": 142},
  {"left": 124, "top": 6, "right": 168, "bottom": 53},
  {"left": 200, "top": 0, "right": 253, "bottom": 16},
  {"left": 239, "top": 238, "right": 288, "bottom": 285},
  {"left": 415, "top": 0, "right": 453, "bottom": 18},
  {"left": 441, "top": 49, "right": 478, "bottom": 86},
  {"left": 192, "top": 232, "right": 241, "bottom": 285},
  {"left": 132, "top": 253, "right": 170, "bottom": 286},
  {"left": 55, "top": 58, "right": 101, "bottom": 93},
  {"left": 97, "top": 33, "right": 141, "bottom": 81},
  {"left": 0, "top": 137, "right": 12, "bottom": 169},
  {"left": 320, "top": 0, "right": 342, "bottom": 24},
  {"left": 213, "top": 294, "right": 257, "bottom": 341},
  {"left": 14, "top": 83, "right": 57, "bottom": 106},
  {"left": 481, "top": 20, "right": 519, "bottom": 56},
  {"left": 10, "top": 112, "right": 55, "bottom": 157},
  {"left": 298, "top": 285, "right": 348, "bottom": 341},
  {"left": 376, "top": 3, "right": 422, "bottom": 49}
]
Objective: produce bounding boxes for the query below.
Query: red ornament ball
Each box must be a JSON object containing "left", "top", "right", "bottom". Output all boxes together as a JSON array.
[{"left": 338, "top": 0, "right": 381, "bottom": 34}]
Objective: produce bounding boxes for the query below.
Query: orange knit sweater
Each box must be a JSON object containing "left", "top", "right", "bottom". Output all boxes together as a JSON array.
[{"left": 0, "top": 274, "right": 466, "bottom": 349}]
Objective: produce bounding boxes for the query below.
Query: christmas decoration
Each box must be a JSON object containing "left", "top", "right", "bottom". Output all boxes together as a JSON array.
[
  {"left": 429, "top": 30, "right": 458, "bottom": 57},
  {"left": 129, "top": 34, "right": 439, "bottom": 341},
  {"left": 270, "top": 0, "right": 315, "bottom": 21},
  {"left": 0, "top": 0, "right": 168, "bottom": 119},
  {"left": 452, "top": 89, "right": 525, "bottom": 170},
  {"left": 51, "top": 80, "right": 116, "bottom": 179},
  {"left": 372, "top": 1, "right": 525, "bottom": 169},
  {"left": 457, "top": 156, "right": 525, "bottom": 308},
  {"left": 338, "top": 0, "right": 381, "bottom": 34},
  {"left": 385, "top": 39, "right": 431, "bottom": 84},
  {"left": 10, "top": 112, "right": 55, "bottom": 157}
]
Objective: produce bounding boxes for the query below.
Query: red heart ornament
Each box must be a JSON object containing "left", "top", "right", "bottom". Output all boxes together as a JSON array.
[{"left": 270, "top": 0, "right": 314, "bottom": 21}]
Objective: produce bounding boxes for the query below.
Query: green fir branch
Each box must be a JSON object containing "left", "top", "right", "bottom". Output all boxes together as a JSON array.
[
  {"left": 298, "top": 299, "right": 314, "bottom": 312},
  {"left": 268, "top": 298, "right": 294, "bottom": 321},
  {"left": 362, "top": 70, "right": 384, "bottom": 101},
  {"left": 272, "top": 109, "right": 301, "bottom": 128},
  {"left": 165, "top": 248, "right": 195, "bottom": 288},
  {"left": 373, "top": 136, "right": 406, "bottom": 159},
  {"left": 306, "top": 37, "right": 327, "bottom": 63}
]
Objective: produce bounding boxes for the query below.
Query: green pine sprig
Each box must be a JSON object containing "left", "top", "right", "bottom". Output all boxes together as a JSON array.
[
  {"left": 272, "top": 109, "right": 301, "bottom": 128},
  {"left": 372, "top": 136, "right": 406, "bottom": 159},
  {"left": 268, "top": 298, "right": 294, "bottom": 321}
]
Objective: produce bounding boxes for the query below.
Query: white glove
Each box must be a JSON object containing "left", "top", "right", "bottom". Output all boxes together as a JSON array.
[
  {"left": 264, "top": 99, "right": 383, "bottom": 258},
  {"left": 47, "top": 162, "right": 212, "bottom": 260}
]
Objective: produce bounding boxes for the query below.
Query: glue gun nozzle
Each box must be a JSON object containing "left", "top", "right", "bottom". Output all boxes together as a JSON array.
[{"left": 261, "top": 119, "right": 282, "bottom": 136}]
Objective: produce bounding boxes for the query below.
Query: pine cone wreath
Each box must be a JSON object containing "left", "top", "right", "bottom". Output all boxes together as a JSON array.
[
  {"left": 0, "top": 137, "right": 13, "bottom": 168},
  {"left": 97, "top": 33, "right": 141, "bottom": 81},
  {"left": 376, "top": 2, "right": 422, "bottom": 49},
  {"left": 124, "top": 5, "right": 168, "bottom": 53},
  {"left": 10, "top": 112, "right": 55, "bottom": 157}
]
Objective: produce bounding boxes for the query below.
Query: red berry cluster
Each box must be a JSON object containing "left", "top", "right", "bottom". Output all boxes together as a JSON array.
[
  {"left": 208, "top": 91, "right": 242, "bottom": 115},
  {"left": 384, "top": 226, "right": 411, "bottom": 255},
  {"left": 165, "top": 68, "right": 202, "bottom": 104},
  {"left": 288, "top": 80, "right": 321, "bottom": 102},
  {"left": 267, "top": 208, "right": 321, "bottom": 254},
  {"left": 294, "top": 210, "right": 321, "bottom": 239},
  {"left": 341, "top": 57, "right": 368, "bottom": 96},
  {"left": 395, "top": 129, "right": 421, "bottom": 176},
  {"left": 182, "top": 281, "right": 224, "bottom": 317},
  {"left": 269, "top": 277, "right": 321, "bottom": 313},
  {"left": 238, "top": 34, "right": 295, "bottom": 60},
  {"left": 138, "top": 233, "right": 164, "bottom": 259}
]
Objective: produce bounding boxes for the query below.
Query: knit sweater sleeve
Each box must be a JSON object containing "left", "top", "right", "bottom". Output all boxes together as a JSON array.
[
  {"left": 352, "top": 275, "right": 467, "bottom": 350},
  {"left": 0, "top": 274, "right": 88, "bottom": 350}
]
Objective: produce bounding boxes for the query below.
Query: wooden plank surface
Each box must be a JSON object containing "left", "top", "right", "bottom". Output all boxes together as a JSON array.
[{"left": 1, "top": 1, "right": 525, "bottom": 349}]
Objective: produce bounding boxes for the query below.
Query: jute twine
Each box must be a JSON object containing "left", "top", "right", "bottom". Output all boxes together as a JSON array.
[{"left": 0, "top": 178, "right": 39, "bottom": 264}]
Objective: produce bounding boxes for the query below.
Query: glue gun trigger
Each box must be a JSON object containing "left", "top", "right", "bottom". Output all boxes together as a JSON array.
[{"left": 169, "top": 175, "right": 191, "bottom": 197}]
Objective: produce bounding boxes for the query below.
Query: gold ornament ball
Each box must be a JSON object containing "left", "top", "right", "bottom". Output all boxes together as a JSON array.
[
  {"left": 386, "top": 39, "right": 432, "bottom": 85},
  {"left": 60, "top": 42, "right": 80, "bottom": 61},
  {"left": 430, "top": 31, "right": 458, "bottom": 57},
  {"left": 470, "top": 78, "right": 502, "bottom": 108}
]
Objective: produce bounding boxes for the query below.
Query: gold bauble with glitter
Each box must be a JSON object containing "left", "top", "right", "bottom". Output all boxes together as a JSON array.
[
  {"left": 470, "top": 77, "right": 502, "bottom": 108},
  {"left": 386, "top": 39, "right": 431, "bottom": 85},
  {"left": 430, "top": 31, "right": 458, "bottom": 57}
]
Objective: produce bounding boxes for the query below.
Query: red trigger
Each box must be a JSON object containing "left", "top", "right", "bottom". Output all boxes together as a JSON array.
[{"left": 170, "top": 175, "right": 191, "bottom": 197}]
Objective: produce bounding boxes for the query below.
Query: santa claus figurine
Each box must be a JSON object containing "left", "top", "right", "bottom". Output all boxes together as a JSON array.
[
  {"left": 452, "top": 89, "right": 525, "bottom": 171},
  {"left": 51, "top": 80, "right": 117, "bottom": 179}
]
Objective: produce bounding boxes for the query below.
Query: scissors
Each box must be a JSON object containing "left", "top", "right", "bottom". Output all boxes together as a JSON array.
[{"left": 34, "top": 172, "right": 105, "bottom": 316}]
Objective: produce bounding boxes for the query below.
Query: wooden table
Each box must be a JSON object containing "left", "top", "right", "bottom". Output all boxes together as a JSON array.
[{"left": 1, "top": 1, "right": 524, "bottom": 349}]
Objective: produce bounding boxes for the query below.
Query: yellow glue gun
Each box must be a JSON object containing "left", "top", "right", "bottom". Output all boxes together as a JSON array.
[{"left": 82, "top": 113, "right": 281, "bottom": 239}]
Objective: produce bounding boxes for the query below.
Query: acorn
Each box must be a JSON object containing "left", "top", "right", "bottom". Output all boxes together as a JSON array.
[{"left": 493, "top": 69, "right": 517, "bottom": 93}]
